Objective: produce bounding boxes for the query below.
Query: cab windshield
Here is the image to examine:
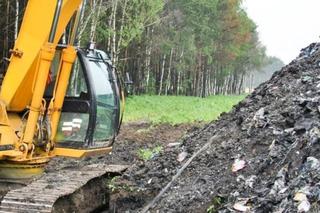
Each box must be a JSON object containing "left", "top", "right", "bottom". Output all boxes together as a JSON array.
[{"left": 87, "top": 52, "right": 117, "bottom": 142}]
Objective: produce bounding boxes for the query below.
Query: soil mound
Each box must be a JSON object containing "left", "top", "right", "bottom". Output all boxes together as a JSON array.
[{"left": 114, "top": 43, "right": 320, "bottom": 212}]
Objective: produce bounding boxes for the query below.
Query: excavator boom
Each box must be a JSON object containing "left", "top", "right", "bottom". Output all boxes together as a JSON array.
[{"left": 1, "top": 0, "right": 81, "bottom": 111}]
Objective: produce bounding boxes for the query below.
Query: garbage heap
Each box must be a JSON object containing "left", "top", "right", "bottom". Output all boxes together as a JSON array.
[{"left": 133, "top": 43, "right": 320, "bottom": 213}]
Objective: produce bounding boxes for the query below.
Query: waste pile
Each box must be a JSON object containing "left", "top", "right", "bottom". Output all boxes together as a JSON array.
[{"left": 111, "top": 43, "right": 320, "bottom": 212}]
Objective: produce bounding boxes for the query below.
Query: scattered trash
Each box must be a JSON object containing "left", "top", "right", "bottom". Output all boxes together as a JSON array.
[
  {"left": 294, "top": 192, "right": 308, "bottom": 202},
  {"left": 297, "top": 200, "right": 311, "bottom": 212},
  {"left": 253, "top": 108, "right": 269, "bottom": 128},
  {"left": 233, "top": 200, "right": 251, "bottom": 212},
  {"left": 236, "top": 175, "right": 245, "bottom": 182},
  {"left": 269, "top": 140, "right": 281, "bottom": 158},
  {"left": 245, "top": 175, "right": 257, "bottom": 188},
  {"left": 269, "top": 166, "right": 288, "bottom": 195},
  {"left": 254, "top": 108, "right": 265, "bottom": 120},
  {"left": 232, "top": 159, "right": 246, "bottom": 172},
  {"left": 167, "top": 142, "right": 181, "bottom": 147},
  {"left": 305, "top": 157, "right": 320, "bottom": 170},
  {"left": 177, "top": 152, "right": 188, "bottom": 162},
  {"left": 107, "top": 42, "right": 320, "bottom": 212}
]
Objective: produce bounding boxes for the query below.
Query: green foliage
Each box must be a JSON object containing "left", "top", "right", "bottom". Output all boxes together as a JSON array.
[
  {"left": 137, "top": 146, "right": 163, "bottom": 161},
  {"left": 207, "top": 196, "right": 225, "bottom": 213},
  {"left": 0, "top": 0, "right": 270, "bottom": 97},
  {"left": 93, "top": 0, "right": 164, "bottom": 50},
  {"left": 107, "top": 177, "right": 134, "bottom": 192},
  {"left": 81, "top": 0, "right": 268, "bottom": 96},
  {"left": 107, "top": 177, "right": 119, "bottom": 192},
  {"left": 124, "top": 95, "right": 245, "bottom": 124}
]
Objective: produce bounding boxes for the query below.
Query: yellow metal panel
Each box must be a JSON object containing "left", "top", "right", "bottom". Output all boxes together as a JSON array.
[
  {"left": 0, "top": 0, "right": 56, "bottom": 111},
  {"left": 0, "top": 126, "right": 19, "bottom": 147},
  {"left": 0, "top": 0, "right": 81, "bottom": 112},
  {"left": 0, "top": 160, "right": 49, "bottom": 179},
  {"left": 7, "top": 113, "right": 23, "bottom": 131},
  {"left": 22, "top": 43, "right": 56, "bottom": 145},
  {"left": 0, "top": 164, "right": 44, "bottom": 179},
  {"left": 0, "top": 150, "right": 23, "bottom": 158},
  {"left": 54, "top": 147, "right": 113, "bottom": 158},
  {"left": 49, "top": 46, "right": 77, "bottom": 141},
  {"left": 54, "top": 0, "right": 82, "bottom": 44}
]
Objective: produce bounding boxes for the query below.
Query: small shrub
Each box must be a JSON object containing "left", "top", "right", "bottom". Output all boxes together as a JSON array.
[
  {"left": 137, "top": 146, "right": 163, "bottom": 161},
  {"left": 107, "top": 177, "right": 134, "bottom": 192}
]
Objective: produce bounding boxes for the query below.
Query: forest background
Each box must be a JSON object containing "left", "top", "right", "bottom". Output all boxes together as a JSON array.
[{"left": 0, "top": 0, "right": 284, "bottom": 97}]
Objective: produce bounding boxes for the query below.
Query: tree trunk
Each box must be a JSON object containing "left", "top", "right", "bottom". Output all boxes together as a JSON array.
[
  {"left": 111, "top": 0, "right": 118, "bottom": 67},
  {"left": 158, "top": 54, "right": 167, "bottom": 95},
  {"left": 201, "top": 56, "right": 207, "bottom": 98},
  {"left": 3, "top": 0, "right": 10, "bottom": 59},
  {"left": 107, "top": 0, "right": 113, "bottom": 52},
  {"left": 14, "top": 0, "right": 19, "bottom": 40},
  {"left": 145, "top": 27, "right": 154, "bottom": 93},
  {"left": 116, "top": 0, "right": 128, "bottom": 57},
  {"left": 78, "top": 0, "right": 100, "bottom": 48},
  {"left": 238, "top": 73, "right": 244, "bottom": 94},
  {"left": 165, "top": 48, "right": 174, "bottom": 95},
  {"left": 89, "top": 0, "right": 103, "bottom": 43}
]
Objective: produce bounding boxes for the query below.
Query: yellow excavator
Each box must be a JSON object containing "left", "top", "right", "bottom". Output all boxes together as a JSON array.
[{"left": 0, "top": 0, "right": 127, "bottom": 211}]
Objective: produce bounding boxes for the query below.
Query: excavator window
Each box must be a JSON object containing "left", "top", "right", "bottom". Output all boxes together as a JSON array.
[
  {"left": 86, "top": 52, "right": 116, "bottom": 142},
  {"left": 66, "top": 59, "right": 88, "bottom": 98},
  {"left": 55, "top": 57, "right": 90, "bottom": 144},
  {"left": 45, "top": 46, "right": 120, "bottom": 149},
  {"left": 46, "top": 49, "right": 90, "bottom": 145}
]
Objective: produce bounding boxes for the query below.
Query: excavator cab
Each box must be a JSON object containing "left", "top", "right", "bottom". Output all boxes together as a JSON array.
[{"left": 45, "top": 46, "right": 121, "bottom": 156}]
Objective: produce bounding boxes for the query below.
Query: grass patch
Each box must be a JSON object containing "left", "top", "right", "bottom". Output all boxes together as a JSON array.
[
  {"left": 137, "top": 146, "right": 163, "bottom": 161},
  {"left": 123, "top": 95, "right": 246, "bottom": 124},
  {"left": 107, "top": 177, "right": 134, "bottom": 192}
]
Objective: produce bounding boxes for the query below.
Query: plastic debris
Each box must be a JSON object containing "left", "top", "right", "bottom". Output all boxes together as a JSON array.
[
  {"left": 245, "top": 175, "right": 257, "bottom": 188},
  {"left": 297, "top": 200, "right": 311, "bottom": 212},
  {"left": 177, "top": 152, "right": 188, "bottom": 162},
  {"left": 269, "top": 166, "right": 288, "bottom": 195},
  {"left": 294, "top": 192, "right": 308, "bottom": 202},
  {"left": 254, "top": 108, "right": 265, "bottom": 120},
  {"left": 305, "top": 157, "right": 320, "bottom": 170},
  {"left": 233, "top": 201, "right": 251, "bottom": 212},
  {"left": 294, "top": 189, "right": 311, "bottom": 213},
  {"left": 167, "top": 143, "right": 181, "bottom": 147},
  {"left": 232, "top": 159, "right": 246, "bottom": 172},
  {"left": 269, "top": 140, "right": 281, "bottom": 158}
]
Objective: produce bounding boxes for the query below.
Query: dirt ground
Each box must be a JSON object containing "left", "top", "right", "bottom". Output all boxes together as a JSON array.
[
  {"left": 45, "top": 121, "right": 202, "bottom": 212},
  {"left": 102, "top": 121, "right": 214, "bottom": 212},
  {"left": 105, "top": 122, "right": 203, "bottom": 212}
]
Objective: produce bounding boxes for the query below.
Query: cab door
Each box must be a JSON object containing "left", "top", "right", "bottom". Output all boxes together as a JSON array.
[
  {"left": 54, "top": 52, "right": 93, "bottom": 148},
  {"left": 80, "top": 49, "right": 121, "bottom": 147},
  {"left": 55, "top": 48, "right": 120, "bottom": 150}
]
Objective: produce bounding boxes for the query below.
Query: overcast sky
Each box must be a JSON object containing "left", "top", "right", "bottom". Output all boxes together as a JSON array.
[{"left": 243, "top": 0, "right": 320, "bottom": 64}]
